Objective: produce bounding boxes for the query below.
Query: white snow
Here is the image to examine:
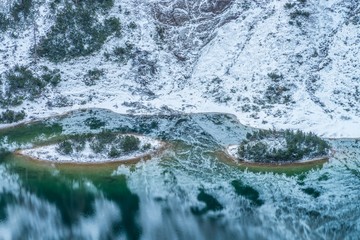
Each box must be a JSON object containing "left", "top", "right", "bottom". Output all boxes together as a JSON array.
[
  {"left": 1, "top": 0, "right": 360, "bottom": 138},
  {"left": 226, "top": 144, "right": 241, "bottom": 161}
]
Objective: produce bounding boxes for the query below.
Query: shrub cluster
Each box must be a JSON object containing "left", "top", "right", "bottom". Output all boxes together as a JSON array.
[
  {"left": 56, "top": 135, "right": 87, "bottom": 155},
  {"left": 284, "top": 0, "right": 310, "bottom": 26},
  {"left": 56, "top": 132, "right": 145, "bottom": 159},
  {"left": 264, "top": 84, "right": 292, "bottom": 104},
  {"left": 73, "top": 0, "right": 114, "bottom": 10},
  {"left": 37, "top": 1, "right": 120, "bottom": 62},
  {"left": 56, "top": 140, "right": 74, "bottom": 155},
  {"left": 84, "top": 117, "right": 106, "bottom": 129},
  {"left": 83, "top": 68, "right": 104, "bottom": 86},
  {"left": 267, "top": 72, "right": 283, "bottom": 82},
  {"left": 0, "top": 0, "right": 33, "bottom": 32},
  {"left": 104, "top": 43, "right": 134, "bottom": 63},
  {"left": 89, "top": 132, "right": 141, "bottom": 157},
  {"left": 237, "top": 129, "right": 330, "bottom": 163},
  {"left": 284, "top": 3, "right": 296, "bottom": 9},
  {"left": 0, "top": 110, "right": 26, "bottom": 124},
  {"left": 0, "top": 13, "right": 10, "bottom": 31},
  {"left": 0, "top": 65, "right": 61, "bottom": 106},
  {"left": 290, "top": 10, "right": 310, "bottom": 19},
  {"left": 11, "top": 0, "right": 33, "bottom": 21},
  {"left": 46, "top": 95, "right": 72, "bottom": 108}
]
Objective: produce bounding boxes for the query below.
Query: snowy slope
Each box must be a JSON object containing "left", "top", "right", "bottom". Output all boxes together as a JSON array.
[{"left": 0, "top": 0, "right": 359, "bottom": 138}]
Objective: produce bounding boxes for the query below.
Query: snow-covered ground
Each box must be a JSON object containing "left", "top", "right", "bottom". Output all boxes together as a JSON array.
[
  {"left": 1, "top": 0, "right": 360, "bottom": 138},
  {"left": 226, "top": 145, "right": 241, "bottom": 161},
  {"left": 18, "top": 135, "right": 164, "bottom": 163}
]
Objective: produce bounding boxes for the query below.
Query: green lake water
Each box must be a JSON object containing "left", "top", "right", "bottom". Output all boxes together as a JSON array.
[{"left": 0, "top": 109, "right": 359, "bottom": 239}]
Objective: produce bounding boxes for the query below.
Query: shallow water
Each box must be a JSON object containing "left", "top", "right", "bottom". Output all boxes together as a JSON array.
[{"left": 0, "top": 109, "right": 359, "bottom": 239}]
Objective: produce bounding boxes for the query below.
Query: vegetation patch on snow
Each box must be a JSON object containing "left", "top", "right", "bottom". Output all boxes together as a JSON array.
[
  {"left": 0, "top": 110, "right": 26, "bottom": 124},
  {"left": 1, "top": 0, "right": 360, "bottom": 139},
  {"left": 228, "top": 129, "right": 330, "bottom": 163},
  {"left": 83, "top": 68, "right": 105, "bottom": 86},
  {"left": 0, "top": 65, "right": 60, "bottom": 107},
  {"left": 0, "top": 0, "right": 33, "bottom": 32},
  {"left": 37, "top": 0, "right": 120, "bottom": 62},
  {"left": 19, "top": 131, "right": 164, "bottom": 163}
]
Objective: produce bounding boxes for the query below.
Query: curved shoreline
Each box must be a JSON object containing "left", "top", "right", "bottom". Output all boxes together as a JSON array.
[
  {"left": 0, "top": 108, "right": 359, "bottom": 140},
  {"left": 224, "top": 144, "right": 331, "bottom": 167},
  {"left": 215, "top": 150, "right": 329, "bottom": 175},
  {"left": 15, "top": 141, "right": 168, "bottom": 166}
]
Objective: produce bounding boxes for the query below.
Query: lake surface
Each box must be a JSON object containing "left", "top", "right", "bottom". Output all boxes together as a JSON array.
[{"left": 0, "top": 109, "right": 359, "bottom": 239}]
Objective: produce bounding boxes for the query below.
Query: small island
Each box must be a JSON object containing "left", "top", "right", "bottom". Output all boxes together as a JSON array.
[
  {"left": 227, "top": 129, "right": 331, "bottom": 164},
  {"left": 18, "top": 131, "right": 165, "bottom": 164}
]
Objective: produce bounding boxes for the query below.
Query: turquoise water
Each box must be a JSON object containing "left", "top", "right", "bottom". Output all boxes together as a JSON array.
[{"left": 0, "top": 109, "right": 359, "bottom": 239}]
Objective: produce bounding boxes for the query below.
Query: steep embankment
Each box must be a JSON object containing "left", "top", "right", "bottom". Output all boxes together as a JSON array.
[{"left": 0, "top": 0, "right": 359, "bottom": 137}]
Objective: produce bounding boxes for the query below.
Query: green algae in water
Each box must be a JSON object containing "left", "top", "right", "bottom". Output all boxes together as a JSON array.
[
  {"left": 318, "top": 174, "right": 329, "bottom": 181},
  {"left": 0, "top": 122, "right": 62, "bottom": 145},
  {"left": 191, "top": 189, "right": 223, "bottom": 215},
  {"left": 302, "top": 187, "right": 321, "bottom": 198},
  {"left": 231, "top": 180, "right": 264, "bottom": 206},
  {"left": 5, "top": 154, "right": 141, "bottom": 240}
]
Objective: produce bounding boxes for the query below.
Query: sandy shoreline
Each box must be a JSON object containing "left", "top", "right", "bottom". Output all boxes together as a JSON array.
[{"left": 15, "top": 136, "right": 168, "bottom": 165}]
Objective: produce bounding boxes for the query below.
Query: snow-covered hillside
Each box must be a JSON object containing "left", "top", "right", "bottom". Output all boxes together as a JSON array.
[{"left": 0, "top": 0, "right": 359, "bottom": 138}]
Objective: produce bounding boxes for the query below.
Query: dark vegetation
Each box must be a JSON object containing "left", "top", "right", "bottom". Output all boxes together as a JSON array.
[
  {"left": 284, "top": 0, "right": 310, "bottom": 26},
  {"left": 83, "top": 68, "right": 105, "bottom": 86},
  {"left": 264, "top": 84, "right": 292, "bottom": 104},
  {"left": 0, "top": 110, "right": 26, "bottom": 124},
  {"left": 302, "top": 187, "right": 320, "bottom": 198},
  {"left": 237, "top": 129, "right": 330, "bottom": 163},
  {"left": 0, "top": 13, "right": 10, "bottom": 32},
  {"left": 284, "top": 3, "right": 296, "bottom": 9},
  {"left": 231, "top": 180, "right": 264, "bottom": 206},
  {"left": 191, "top": 189, "right": 223, "bottom": 215},
  {"left": 284, "top": 0, "right": 307, "bottom": 9},
  {"left": 84, "top": 117, "right": 106, "bottom": 129},
  {"left": 121, "top": 135, "right": 141, "bottom": 153},
  {"left": 37, "top": 0, "right": 120, "bottom": 62},
  {"left": 290, "top": 10, "right": 310, "bottom": 19},
  {"left": 267, "top": 72, "right": 283, "bottom": 82},
  {"left": 89, "top": 133, "right": 141, "bottom": 157},
  {"left": 56, "top": 131, "right": 147, "bottom": 158},
  {"left": 11, "top": 0, "right": 33, "bottom": 21},
  {"left": 56, "top": 140, "right": 73, "bottom": 155},
  {"left": 128, "top": 22, "right": 137, "bottom": 29},
  {"left": 104, "top": 43, "right": 134, "bottom": 63},
  {"left": 46, "top": 95, "right": 72, "bottom": 108},
  {"left": 0, "top": 65, "right": 61, "bottom": 107},
  {"left": 0, "top": 0, "right": 33, "bottom": 32}
]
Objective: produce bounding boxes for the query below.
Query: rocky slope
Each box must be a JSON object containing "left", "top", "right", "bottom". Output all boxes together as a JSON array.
[{"left": 0, "top": 0, "right": 359, "bottom": 137}]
